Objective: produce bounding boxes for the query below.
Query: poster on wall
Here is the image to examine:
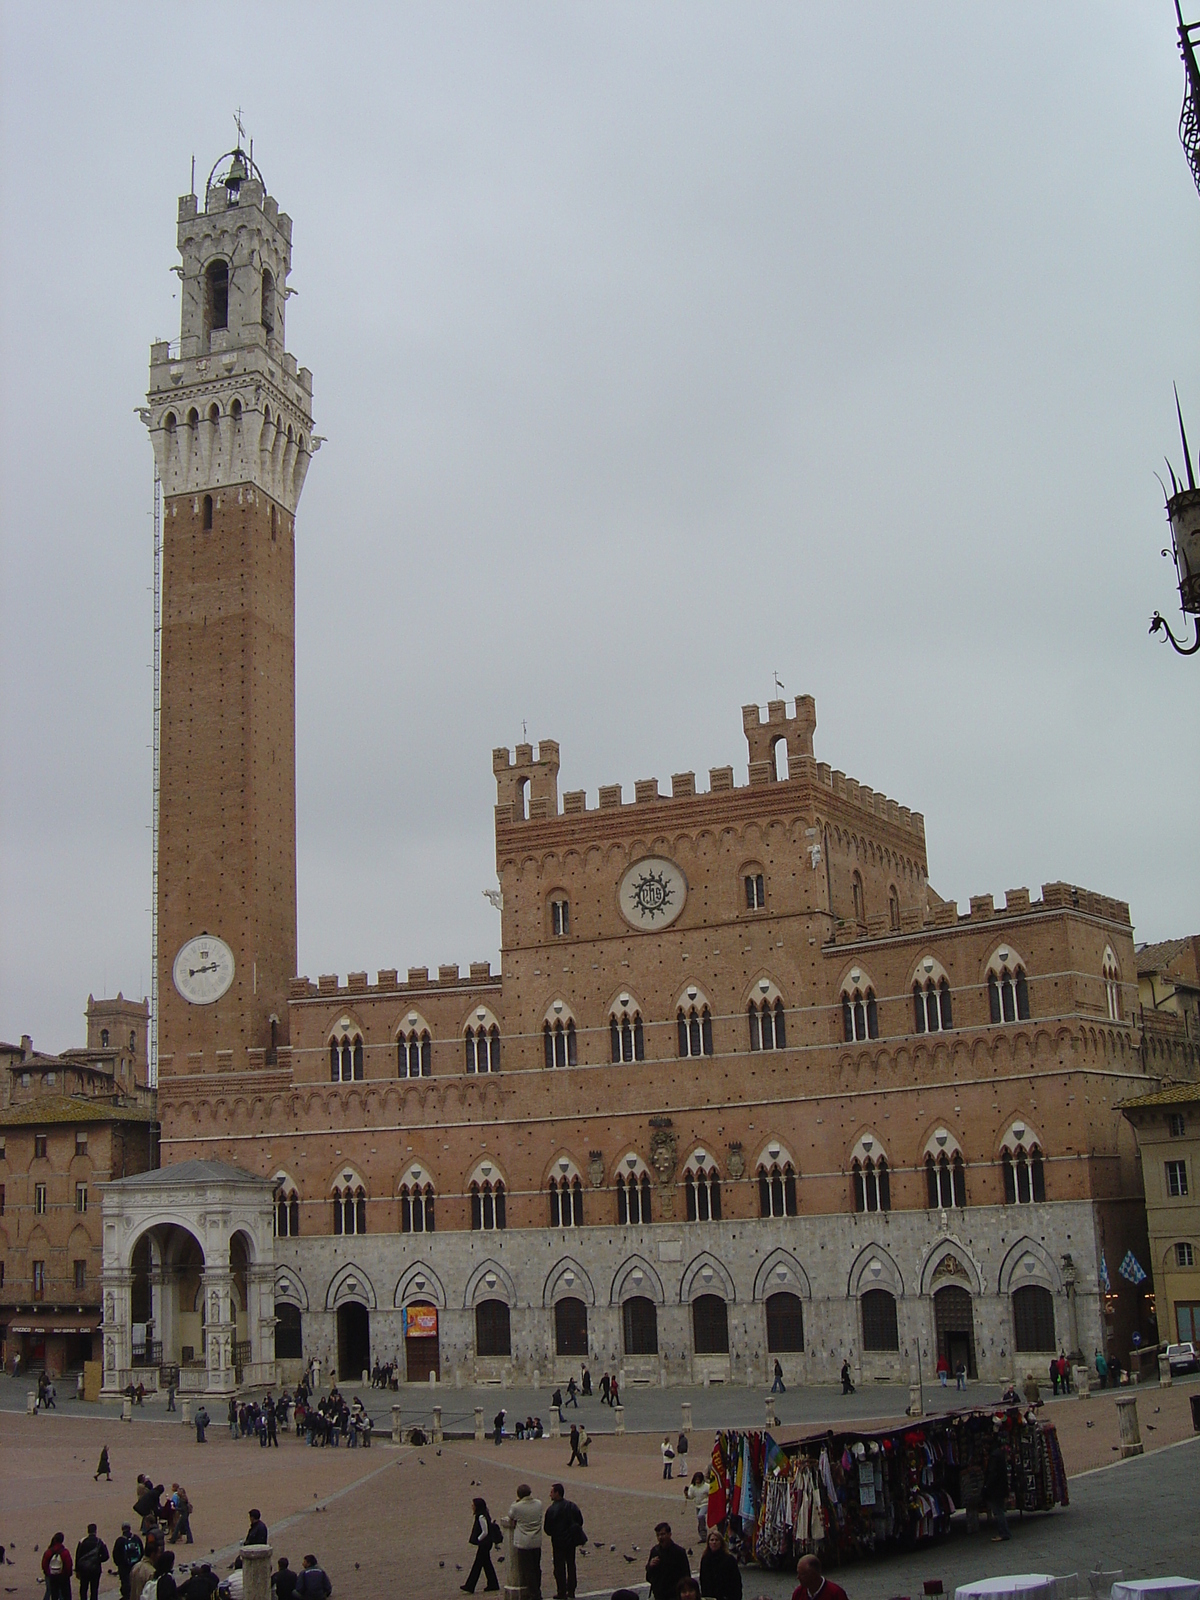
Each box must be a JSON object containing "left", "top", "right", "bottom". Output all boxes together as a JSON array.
[{"left": 403, "top": 1305, "right": 438, "bottom": 1338}]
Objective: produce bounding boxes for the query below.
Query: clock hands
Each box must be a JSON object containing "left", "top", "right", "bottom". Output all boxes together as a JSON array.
[{"left": 189, "top": 961, "right": 220, "bottom": 977}]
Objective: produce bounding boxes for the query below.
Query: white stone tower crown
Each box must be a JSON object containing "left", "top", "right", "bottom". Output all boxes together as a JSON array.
[{"left": 143, "top": 149, "right": 318, "bottom": 513}]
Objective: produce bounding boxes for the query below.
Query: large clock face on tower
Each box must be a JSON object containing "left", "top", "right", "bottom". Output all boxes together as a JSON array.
[
  {"left": 172, "top": 935, "right": 235, "bottom": 1005},
  {"left": 618, "top": 857, "right": 688, "bottom": 930}
]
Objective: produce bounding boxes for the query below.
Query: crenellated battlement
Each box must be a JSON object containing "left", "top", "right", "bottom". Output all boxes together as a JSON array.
[
  {"left": 288, "top": 961, "right": 500, "bottom": 1004},
  {"left": 828, "top": 881, "right": 1132, "bottom": 945},
  {"left": 492, "top": 698, "right": 925, "bottom": 841}
]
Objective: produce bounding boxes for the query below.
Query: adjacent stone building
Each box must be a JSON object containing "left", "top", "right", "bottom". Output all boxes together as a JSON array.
[
  {"left": 99, "top": 148, "right": 1200, "bottom": 1398},
  {"left": 1120, "top": 1084, "right": 1200, "bottom": 1350}
]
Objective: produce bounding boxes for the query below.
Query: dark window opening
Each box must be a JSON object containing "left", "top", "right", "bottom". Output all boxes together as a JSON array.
[
  {"left": 206, "top": 259, "right": 229, "bottom": 332},
  {"left": 1012, "top": 1284, "right": 1056, "bottom": 1352},
  {"left": 745, "top": 872, "right": 766, "bottom": 910},
  {"left": 766, "top": 1291, "right": 804, "bottom": 1352},
  {"left": 692, "top": 1293, "right": 730, "bottom": 1354},
  {"left": 544, "top": 1018, "right": 577, "bottom": 1068},
  {"left": 261, "top": 268, "right": 275, "bottom": 334},
  {"left": 202, "top": 494, "right": 213, "bottom": 530},
  {"left": 622, "top": 1295, "right": 658, "bottom": 1355},
  {"left": 758, "top": 1162, "right": 797, "bottom": 1218},
  {"left": 555, "top": 1296, "right": 589, "bottom": 1357},
  {"left": 853, "top": 1155, "right": 890, "bottom": 1213},
  {"left": 475, "top": 1298, "right": 511, "bottom": 1357},
  {"left": 861, "top": 1288, "right": 899, "bottom": 1351}
]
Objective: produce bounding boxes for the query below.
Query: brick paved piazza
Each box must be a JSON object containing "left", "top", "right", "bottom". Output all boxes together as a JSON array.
[{"left": 1, "top": 1377, "right": 1196, "bottom": 1600}]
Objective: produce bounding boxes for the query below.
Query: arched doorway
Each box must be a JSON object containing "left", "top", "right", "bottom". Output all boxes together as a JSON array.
[
  {"left": 555, "top": 1297, "right": 588, "bottom": 1357},
  {"left": 622, "top": 1296, "right": 658, "bottom": 1355},
  {"left": 934, "top": 1284, "right": 977, "bottom": 1378},
  {"left": 275, "top": 1304, "right": 303, "bottom": 1362},
  {"left": 130, "top": 1224, "right": 207, "bottom": 1372},
  {"left": 692, "top": 1294, "right": 730, "bottom": 1354},
  {"left": 336, "top": 1301, "right": 370, "bottom": 1380},
  {"left": 404, "top": 1300, "right": 440, "bottom": 1382}
]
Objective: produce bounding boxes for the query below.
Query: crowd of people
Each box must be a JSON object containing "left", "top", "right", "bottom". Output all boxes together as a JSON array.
[{"left": 31, "top": 1490, "right": 334, "bottom": 1600}]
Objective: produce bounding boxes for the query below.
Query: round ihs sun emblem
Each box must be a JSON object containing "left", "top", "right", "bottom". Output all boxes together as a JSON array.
[{"left": 618, "top": 857, "right": 687, "bottom": 930}]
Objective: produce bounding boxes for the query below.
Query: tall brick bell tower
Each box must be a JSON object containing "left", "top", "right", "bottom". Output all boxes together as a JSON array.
[{"left": 144, "top": 149, "right": 317, "bottom": 1095}]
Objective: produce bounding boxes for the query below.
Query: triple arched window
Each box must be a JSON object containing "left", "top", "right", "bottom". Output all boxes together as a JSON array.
[
  {"left": 988, "top": 966, "right": 1030, "bottom": 1023},
  {"left": 1002, "top": 1144, "right": 1046, "bottom": 1204},
  {"left": 842, "top": 988, "right": 879, "bottom": 1042},
  {"left": 400, "top": 1182, "right": 435, "bottom": 1233},
  {"left": 610, "top": 1006, "right": 645, "bottom": 1063},
  {"left": 913, "top": 978, "right": 953, "bottom": 1033},
  {"left": 332, "top": 1185, "right": 366, "bottom": 1235},
  {"left": 329, "top": 1036, "right": 364, "bottom": 1083},
  {"left": 758, "top": 1161, "right": 798, "bottom": 1218},
  {"left": 749, "top": 997, "right": 786, "bottom": 1051},
  {"left": 852, "top": 1154, "right": 891, "bottom": 1213},
  {"left": 684, "top": 1160, "right": 722, "bottom": 1221},
  {"left": 677, "top": 1003, "right": 714, "bottom": 1058},
  {"left": 399, "top": 1030, "right": 432, "bottom": 1078},
  {"left": 925, "top": 1151, "right": 966, "bottom": 1208},
  {"left": 465, "top": 1024, "right": 500, "bottom": 1073},
  {"left": 470, "top": 1179, "right": 506, "bottom": 1231},
  {"left": 549, "top": 1174, "right": 584, "bottom": 1227},
  {"left": 616, "top": 1169, "right": 653, "bottom": 1225},
  {"left": 274, "top": 1188, "right": 300, "bottom": 1237},
  {"left": 544, "top": 1018, "right": 578, "bottom": 1068}
]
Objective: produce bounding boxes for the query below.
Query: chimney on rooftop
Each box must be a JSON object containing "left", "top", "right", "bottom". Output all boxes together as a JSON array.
[{"left": 21, "top": 1035, "right": 32, "bottom": 1060}]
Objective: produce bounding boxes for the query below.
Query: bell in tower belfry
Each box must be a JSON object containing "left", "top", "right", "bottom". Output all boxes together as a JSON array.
[{"left": 144, "top": 147, "right": 319, "bottom": 1090}]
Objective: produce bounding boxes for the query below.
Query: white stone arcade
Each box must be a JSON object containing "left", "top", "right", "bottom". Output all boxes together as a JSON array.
[{"left": 100, "top": 1159, "right": 276, "bottom": 1397}]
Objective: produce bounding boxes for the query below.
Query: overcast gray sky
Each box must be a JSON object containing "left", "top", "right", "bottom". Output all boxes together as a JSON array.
[{"left": 2, "top": 3, "right": 1197, "bottom": 1053}]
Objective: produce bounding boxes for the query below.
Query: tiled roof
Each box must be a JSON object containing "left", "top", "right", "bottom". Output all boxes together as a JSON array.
[
  {"left": 0, "top": 1094, "right": 156, "bottom": 1127},
  {"left": 1117, "top": 1082, "right": 1200, "bottom": 1110},
  {"left": 1136, "top": 937, "right": 1198, "bottom": 977}
]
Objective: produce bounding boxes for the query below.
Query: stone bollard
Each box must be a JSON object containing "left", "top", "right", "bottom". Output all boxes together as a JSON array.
[
  {"left": 549, "top": 1409, "right": 560, "bottom": 1439},
  {"left": 181, "top": 1396, "right": 192, "bottom": 1426},
  {"left": 532, "top": 1368, "right": 540, "bottom": 1391},
  {"left": 1158, "top": 1353, "right": 1173, "bottom": 1388},
  {"left": 391, "top": 1404, "right": 403, "bottom": 1445},
  {"left": 499, "top": 1515, "right": 523, "bottom": 1600},
  {"left": 681, "top": 1400, "right": 692, "bottom": 1433},
  {"left": 1116, "top": 1392, "right": 1143, "bottom": 1458},
  {"left": 474, "top": 1405, "right": 485, "bottom": 1442},
  {"left": 614, "top": 1404, "right": 625, "bottom": 1435},
  {"left": 26, "top": 1391, "right": 37, "bottom": 1415},
  {"left": 764, "top": 1396, "right": 777, "bottom": 1428},
  {"left": 122, "top": 1397, "right": 133, "bottom": 1423},
  {"left": 1073, "top": 1365, "right": 1092, "bottom": 1397},
  {"left": 432, "top": 1405, "right": 443, "bottom": 1443},
  {"left": 240, "top": 1543, "right": 272, "bottom": 1600}
]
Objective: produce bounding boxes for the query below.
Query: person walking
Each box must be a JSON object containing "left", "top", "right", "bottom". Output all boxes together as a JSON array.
[
  {"left": 194, "top": 1406, "right": 209, "bottom": 1443},
  {"left": 661, "top": 1435, "right": 676, "bottom": 1479},
  {"left": 228, "top": 1398, "right": 240, "bottom": 1439},
  {"left": 245, "top": 1511, "right": 268, "bottom": 1546},
  {"left": 793, "top": 1554, "right": 849, "bottom": 1600},
  {"left": 1095, "top": 1348, "right": 1108, "bottom": 1389},
  {"left": 955, "top": 1359, "right": 967, "bottom": 1391},
  {"left": 493, "top": 1408, "right": 506, "bottom": 1446},
  {"left": 95, "top": 1445, "right": 112, "bottom": 1482},
  {"left": 266, "top": 1398, "right": 278, "bottom": 1448},
  {"left": 75, "top": 1524, "right": 109, "bottom": 1600},
  {"left": 984, "top": 1438, "right": 1011, "bottom": 1542},
  {"left": 169, "top": 1485, "right": 193, "bottom": 1545},
  {"left": 645, "top": 1522, "right": 689, "bottom": 1600},
  {"left": 676, "top": 1431, "right": 689, "bottom": 1480},
  {"left": 840, "top": 1360, "right": 855, "bottom": 1395},
  {"left": 576, "top": 1425, "right": 589, "bottom": 1467},
  {"left": 564, "top": 1376, "right": 579, "bottom": 1409},
  {"left": 1049, "top": 1356, "right": 1060, "bottom": 1396},
  {"left": 936, "top": 1352, "right": 949, "bottom": 1387},
  {"left": 580, "top": 1366, "right": 591, "bottom": 1397},
  {"left": 598, "top": 1372, "right": 610, "bottom": 1406},
  {"left": 293, "top": 1556, "right": 331, "bottom": 1598},
  {"left": 771, "top": 1359, "right": 785, "bottom": 1394},
  {"left": 115, "top": 1526, "right": 144, "bottom": 1600},
  {"left": 567, "top": 1424, "right": 584, "bottom": 1468},
  {"left": 461, "top": 1497, "right": 501, "bottom": 1594},
  {"left": 166, "top": 1382, "right": 177, "bottom": 1413},
  {"left": 42, "top": 1532, "right": 73, "bottom": 1600},
  {"left": 684, "top": 1472, "right": 710, "bottom": 1541},
  {"left": 551, "top": 1387, "right": 564, "bottom": 1423},
  {"left": 609, "top": 1376, "right": 619, "bottom": 1409},
  {"left": 543, "top": 1482, "right": 583, "bottom": 1600},
  {"left": 698, "top": 1529, "right": 742, "bottom": 1600},
  {"left": 509, "top": 1484, "right": 544, "bottom": 1600}
]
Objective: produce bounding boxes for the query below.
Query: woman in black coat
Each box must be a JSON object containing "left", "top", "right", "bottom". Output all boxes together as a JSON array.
[
  {"left": 698, "top": 1529, "right": 742, "bottom": 1600},
  {"left": 462, "top": 1497, "right": 500, "bottom": 1593}
]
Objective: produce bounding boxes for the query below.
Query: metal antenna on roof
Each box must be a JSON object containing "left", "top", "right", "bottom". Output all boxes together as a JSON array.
[
  {"left": 190, "top": 154, "right": 195, "bottom": 197},
  {"left": 234, "top": 107, "right": 246, "bottom": 149}
]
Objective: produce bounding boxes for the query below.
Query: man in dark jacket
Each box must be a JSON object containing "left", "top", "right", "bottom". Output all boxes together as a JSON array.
[
  {"left": 245, "top": 1510, "right": 269, "bottom": 1546},
  {"left": 294, "top": 1555, "right": 332, "bottom": 1597},
  {"left": 181, "top": 1563, "right": 219, "bottom": 1600},
  {"left": 271, "top": 1557, "right": 299, "bottom": 1599},
  {"left": 115, "top": 1525, "right": 144, "bottom": 1600},
  {"left": 75, "top": 1525, "right": 110, "bottom": 1600},
  {"left": 645, "top": 1522, "right": 690, "bottom": 1600},
  {"left": 543, "top": 1483, "right": 583, "bottom": 1600}
]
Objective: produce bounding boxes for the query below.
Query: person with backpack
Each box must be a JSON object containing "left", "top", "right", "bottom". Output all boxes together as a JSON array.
[
  {"left": 129, "top": 1532, "right": 162, "bottom": 1600},
  {"left": 461, "top": 1497, "right": 500, "bottom": 1594},
  {"left": 294, "top": 1555, "right": 332, "bottom": 1598},
  {"left": 75, "top": 1524, "right": 110, "bottom": 1600},
  {"left": 168, "top": 1485, "right": 193, "bottom": 1545},
  {"left": 115, "top": 1525, "right": 144, "bottom": 1600},
  {"left": 42, "top": 1533, "right": 73, "bottom": 1600},
  {"left": 150, "top": 1549, "right": 180, "bottom": 1600}
]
